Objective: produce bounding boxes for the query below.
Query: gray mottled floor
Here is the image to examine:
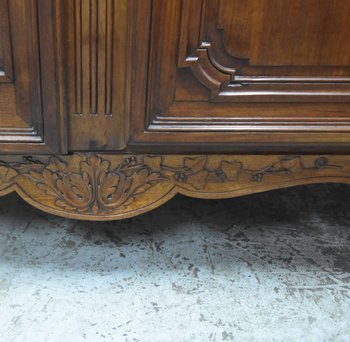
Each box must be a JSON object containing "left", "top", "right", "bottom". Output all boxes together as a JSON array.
[{"left": 0, "top": 185, "right": 350, "bottom": 342}]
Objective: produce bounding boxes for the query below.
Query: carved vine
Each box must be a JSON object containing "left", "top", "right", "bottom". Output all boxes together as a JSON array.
[
  {"left": 164, "top": 155, "right": 340, "bottom": 189},
  {"left": 0, "top": 154, "right": 342, "bottom": 216}
]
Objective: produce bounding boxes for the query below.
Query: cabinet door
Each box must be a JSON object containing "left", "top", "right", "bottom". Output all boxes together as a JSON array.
[
  {"left": 130, "top": 0, "right": 350, "bottom": 152},
  {"left": 0, "top": 0, "right": 64, "bottom": 154}
]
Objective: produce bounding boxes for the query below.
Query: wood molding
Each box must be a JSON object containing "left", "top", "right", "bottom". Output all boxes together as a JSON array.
[
  {"left": 186, "top": 41, "right": 350, "bottom": 102},
  {"left": 186, "top": 42, "right": 234, "bottom": 99},
  {"left": 0, "top": 153, "right": 350, "bottom": 220},
  {"left": 178, "top": 0, "right": 350, "bottom": 102}
]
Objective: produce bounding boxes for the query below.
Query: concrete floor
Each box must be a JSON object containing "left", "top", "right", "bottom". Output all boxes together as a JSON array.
[{"left": 0, "top": 185, "right": 350, "bottom": 341}]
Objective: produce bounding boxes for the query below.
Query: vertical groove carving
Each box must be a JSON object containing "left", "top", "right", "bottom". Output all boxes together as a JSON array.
[
  {"left": 81, "top": 0, "right": 90, "bottom": 115},
  {"left": 74, "top": 0, "right": 82, "bottom": 114},
  {"left": 105, "top": 0, "right": 114, "bottom": 116},
  {"left": 90, "top": 0, "right": 98, "bottom": 115},
  {"left": 96, "top": 0, "right": 106, "bottom": 116},
  {"left": 72, "top": 0, "right": 115, "bottom": 117},
  {"left": 66, "top": 0, "right": 127, "bottom": 150}
]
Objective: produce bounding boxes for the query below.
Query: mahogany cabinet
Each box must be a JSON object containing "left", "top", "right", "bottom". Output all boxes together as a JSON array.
[{"left": 1, "top": 0, "right": 350, "bottom": 220}]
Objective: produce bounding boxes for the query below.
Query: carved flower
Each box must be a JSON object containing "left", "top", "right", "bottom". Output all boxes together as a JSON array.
[
  {"left": 314, "top": 157, "right": 328, "bottom": 169},
  {"left": 174, "top": 171, "right": 187, "bottom": 182}
]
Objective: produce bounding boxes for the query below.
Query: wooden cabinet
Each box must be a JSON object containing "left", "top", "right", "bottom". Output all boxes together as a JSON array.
[{"left": 1, "top": 0, "right": 350, "bottom": 220}]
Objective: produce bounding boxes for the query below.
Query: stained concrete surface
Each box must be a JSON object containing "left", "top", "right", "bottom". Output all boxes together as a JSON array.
[{"left": 0, "top": 184, "right": 350, "bottom": 341}]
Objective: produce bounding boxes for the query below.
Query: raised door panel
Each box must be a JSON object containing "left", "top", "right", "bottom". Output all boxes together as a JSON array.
[
  {"left": 219, "top": 0, "right": 350, "bottom": 66},
  {"left": 129, "top": 0, "right": 350, "bottom": 151},
  {"left": 0, "top": 0, "right": 64, "bottom": 154}
]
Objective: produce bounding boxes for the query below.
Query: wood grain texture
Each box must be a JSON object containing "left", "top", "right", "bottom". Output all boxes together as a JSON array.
[
  {"left": 64, "top": 0, "right": 128, "bottom": 151},
  {"left": 0, "top": 0, "right": 13, "bottom": 82},
  {"left": 129, "top": 0, "right": 350, "bottom": 150},
  {"left": 218, "top": 0, "right": 350, "bottom": 66},
  {"left": 0, "top": 0, "right": 64, "bottom": 154},
  {"left": 1, "top": 153, "right": 350, "bottom": 220},
  {"left": 177, "top": 0, "right": 350, "bottom": 101}
]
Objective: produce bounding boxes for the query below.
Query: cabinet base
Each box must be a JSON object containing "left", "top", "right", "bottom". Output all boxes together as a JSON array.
[{"left": 0, "top": 153, "right": 349, "bottom": 221}]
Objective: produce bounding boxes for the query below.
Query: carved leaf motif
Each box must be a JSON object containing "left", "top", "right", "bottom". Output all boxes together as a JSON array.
[
  {"left": 220, "top": 160, "right": 243, "bottom": 181},
  {"left": 37, "top": 183, "right": 58, "bottom": 198},
  {"left": 35, "top": 169, "right": 60, "bottom": 198},
  {"left": 99, "top": 167, "right": 162, "bottom": 209},
  {"left": 0, "top": 154, "right": 339, "bottom": 218},
  {"left": 143, "top": 156, "right": 163, "bottom": 171},
  {"left": 46, "top": 157, "right": 67, "bottom": 172},
  {"left": 66, "top": 174, "right": 90, "bottom": 199},
  {"left": 55, "top": 174, "right": 92, "bottom": 212},
  {"left": 99, "top": 172, "right": 120, "bottom": 200},
  {"left": 172, "top": 156, "right": 210, "bottom": 189},
  {"left": 184, "top": 157, "right": 207, "bottom": 173},
  {"left": 55, "top": 199, "right": 79, "bottom": 212},
  {"left": 279, "top": 157, "right": 303, "bottom": 172},
  {"left": 24, "top": 155, "right": 165, "bottom": 214},
  {"left": 0, "top": 166, "right": 17, "bottom": 190},
  {"left": 81, "top": 155, "right": 110, "bottom": 180},
  {"left": 28, "top": 170, "right": 44, "bottom": 181},
  {"left": 132, "top": 170, "right": 162, "bottom": 196},
  {"left": 186, "top": 171, "right": 209, "bottom": 190}
]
